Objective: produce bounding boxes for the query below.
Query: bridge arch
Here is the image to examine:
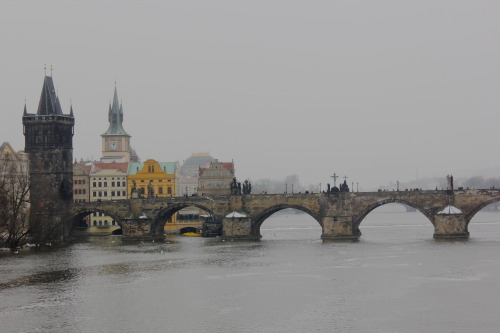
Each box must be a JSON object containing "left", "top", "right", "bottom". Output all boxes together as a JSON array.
[
  {"left": 69, "top": 208, "right": 125, "bottom": 230},
  {"left": 354, "top": 199, "right": 434, "bottom": 228},
  {"left": 463, "top": 198, "right": 500, "bottom": 225},
  {"left": 251, "top": 204, "right": 322, "bottom": 237},
  {"left": 152, "top": 202, "right": 217, "bottom": 232}
]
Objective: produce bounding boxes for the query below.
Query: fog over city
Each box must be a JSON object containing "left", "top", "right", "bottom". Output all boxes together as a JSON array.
[{"left": 1, "top": 1, "right": 499, "bottom": 190}]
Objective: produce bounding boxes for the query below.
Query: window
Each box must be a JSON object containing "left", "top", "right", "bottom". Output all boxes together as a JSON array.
[
  {"left": 122, "top": 191, "right": 126, "bottom": 196},
  {"left": 158, "top": 187, "right": 163, "bottom": 194},
  {"left": 104, "top": 182, "right": 107, "bottom": 187},
  {"left": 98, "top": 182, "right": 102, "bottom": 187},
  {"left": 94, "top": 221, "right": 97, "bottom": 226},
  {"left": 168, "top": 187, "right": 172, "bottom": 194},
  {"left": 99, "top": 191, "right": 102, "bottom": 197},
  {"left": 112, "top": 182, "right": 115, "bottom": 187},
  {"left": 111, "top": 191, "right": 115, "bottom": 197},
  {"left": 122, "top": 181, "right": 126, "bottom": 187},
  {"left": 93, "top": 192, "right": 97, "bottom": 197},
  {"left": 93, "top": 182, "right": 96, "bottom": 187}
]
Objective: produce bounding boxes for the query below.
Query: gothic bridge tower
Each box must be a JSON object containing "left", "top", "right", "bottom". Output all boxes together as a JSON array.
[{"left": 22, "top": 75, "right": 75, "bottom": 242}]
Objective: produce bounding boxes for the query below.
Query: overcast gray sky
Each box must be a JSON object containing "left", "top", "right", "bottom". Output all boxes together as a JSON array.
[{"left": 1, "top": 0, "right": 499, "bottom": 190}]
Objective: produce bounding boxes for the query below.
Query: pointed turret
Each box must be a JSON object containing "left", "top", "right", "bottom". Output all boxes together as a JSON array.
[
  {"left": 36, "top": 76, "right": 64, "bottom": 116},
  {"left": 102, "top": 86, "right": 130, "bottom": 136}
]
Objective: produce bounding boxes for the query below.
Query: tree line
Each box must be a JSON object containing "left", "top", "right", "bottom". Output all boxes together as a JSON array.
[{"left": 0, "top": 155, "right": 30, "bottom": 250}]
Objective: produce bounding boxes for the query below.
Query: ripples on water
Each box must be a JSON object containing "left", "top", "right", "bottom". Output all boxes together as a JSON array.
[{"left": 1, "top": 207, "right": 500, "bottom": 332}]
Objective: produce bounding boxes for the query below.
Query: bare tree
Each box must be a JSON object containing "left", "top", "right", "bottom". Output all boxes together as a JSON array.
[{"left": 0, "top": 153, "right": 30, "bottom": 249}]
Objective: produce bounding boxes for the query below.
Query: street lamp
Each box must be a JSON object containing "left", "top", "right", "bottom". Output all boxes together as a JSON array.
[{"left": 285, "top": 183, "right": 288, "bottom": 194}]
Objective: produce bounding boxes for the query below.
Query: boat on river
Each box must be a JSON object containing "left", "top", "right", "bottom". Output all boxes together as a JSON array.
[{"left": 181, "top": 232, "right": 201, "bottom": 237}]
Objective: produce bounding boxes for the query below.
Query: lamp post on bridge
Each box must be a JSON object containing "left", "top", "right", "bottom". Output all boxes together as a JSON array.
[
  {"left": 397, "top": 181, "right": 399, "bottom": 191},
  {"left": 285, "top": 183, "right": 288, "bottom": 194},
  {"left": 319, "top": 183, "right": 321, "bottom": 193}
]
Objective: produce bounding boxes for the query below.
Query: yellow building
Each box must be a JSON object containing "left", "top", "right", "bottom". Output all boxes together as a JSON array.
[{"left": 127, "top": 159, "right": 179, "bottom": 231}]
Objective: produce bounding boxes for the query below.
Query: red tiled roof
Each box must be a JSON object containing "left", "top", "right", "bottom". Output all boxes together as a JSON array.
[
  {"left": 93, "top": 162, "right": 129, "bottom": 174},
  {"left": 222, "top": 162, "right": 234, "bottom": 174},
  {"left": 199, "top": 161, "right": 234, "bottom": 176},
  {"left": 82, "top": 165, "right": 92, "bottom": 174}
]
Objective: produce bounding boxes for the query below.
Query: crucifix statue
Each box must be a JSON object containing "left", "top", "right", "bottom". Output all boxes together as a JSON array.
[{"left": 331, "top": 172, "right": 339, "bottom": 187}]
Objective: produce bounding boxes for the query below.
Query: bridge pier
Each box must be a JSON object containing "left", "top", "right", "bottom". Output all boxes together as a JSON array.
[
  {"left": 221, "top": 217, "right": 261, "bottom": 240},
  {"left": 433, "top": 214, "right": 469, "bottom": 239},
  {"left": 321, "top": 216, "right": 361, "bottom": 241},
  {"left": 120, "top": 215, "right": 159, "bottom": 241}
]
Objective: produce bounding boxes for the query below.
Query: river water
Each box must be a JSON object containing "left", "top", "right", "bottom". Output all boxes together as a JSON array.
[{"left": 1, "top": 205, "right": 500, "bottom": 333}]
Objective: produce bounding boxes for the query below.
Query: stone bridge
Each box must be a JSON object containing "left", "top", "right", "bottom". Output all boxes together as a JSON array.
[{"left": 69, "top": 189, "right": 500, "bottom": 240}]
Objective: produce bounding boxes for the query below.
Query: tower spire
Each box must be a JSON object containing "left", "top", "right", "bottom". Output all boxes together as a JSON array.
[{"left": 101, "top": 84, "right": 130, "bottom": 136}]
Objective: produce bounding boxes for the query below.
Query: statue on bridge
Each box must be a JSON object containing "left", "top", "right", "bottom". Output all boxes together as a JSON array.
[
  {"left": 230, "top": 177, "right": 239, "bottom": 195},
  {"left": 325, "top": 182, "right": 340, "bottom": 194},
  {"left": 147, "top": 182, "right": 154, "bottom": 198},
  {"left": 131, "top": 180, "right": 138, "bottom": 198},
  {"left": 230, "top": 177, "right": 252, "bottom": 195},
  {"left": 339, "top": 180, "right": 349, "bottom": 192},
  {"left": 242, "top": 179, "right": 252, "bottom": 194},
  {"left": 447, "top": 175, "right": 454, "bottom": 191}
]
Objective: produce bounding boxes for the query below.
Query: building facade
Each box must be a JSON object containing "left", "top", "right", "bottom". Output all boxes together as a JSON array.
[
  {"left": 88, "top": 162, "right": 128, "bottom": 234},
  {"left": 127, "top": 159, "right": 179, "bottom": 230},
  {"left": 178, "top": 152, "right": 215, "bottom": 197},
  {"left": 127, "top": 159, "right": 178, "bottom": 198},
  {"left": 73, "top": 161, "right": 91, "bottom": 203},
  {"left": 198, "top": 159, "right": 235, "bottom": 196},
  {"left": 0, "top": 142, "right": 28, "bottom": 176}
]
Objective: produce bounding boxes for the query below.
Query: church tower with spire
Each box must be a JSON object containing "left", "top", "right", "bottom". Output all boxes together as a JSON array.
[
  {"left": 100, "top": 86, "right": 138, "bottom": 162},
  {"left": 22, "top": 74, "right": 75, "bottom": 242}
]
